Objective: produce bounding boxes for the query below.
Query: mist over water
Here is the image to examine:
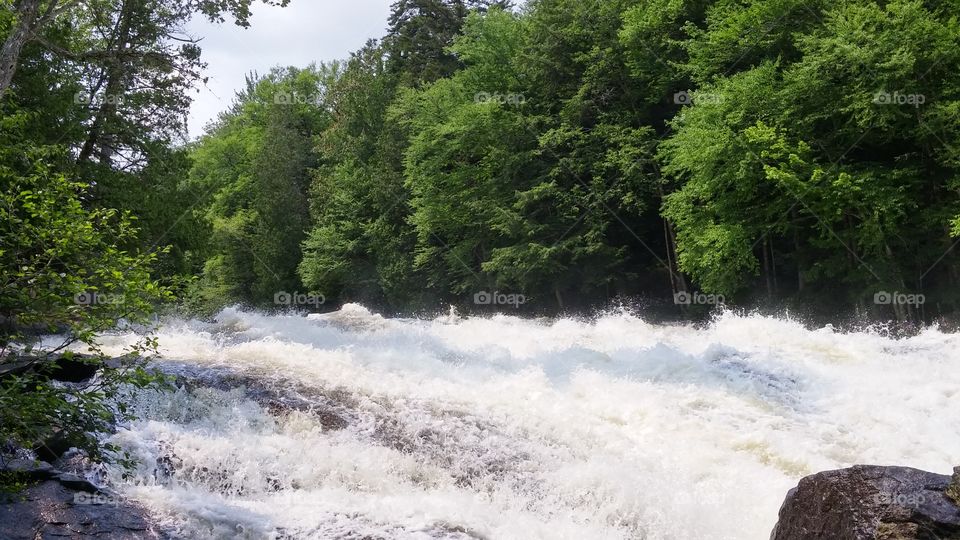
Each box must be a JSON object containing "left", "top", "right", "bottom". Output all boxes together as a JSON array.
[{"left": 94, "top": 304, "right": 960, "bottom": 539}]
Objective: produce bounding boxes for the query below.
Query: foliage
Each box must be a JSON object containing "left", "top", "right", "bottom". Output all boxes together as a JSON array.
[
  {"left": 0, "top": 0, "right": 295, "bottom": 490},
  {"left": 0, "top": 113, "right": 169, "bottom": 474},
  {"left": 5, "top": 0, "right": 960, "bottom": 403},
  {"left": 657, "top": 0, "right": 960, "bottom": 311},
  {"left": 185, "top": 66, "right": 332, "bottom": 312},
  {"left": 295, "top": 0, "right": 960, "bottom": 317}
]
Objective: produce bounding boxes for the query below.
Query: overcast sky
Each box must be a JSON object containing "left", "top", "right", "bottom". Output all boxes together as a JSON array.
[{"left": 184, "top": 0, "right": 394, "bottom": 138}]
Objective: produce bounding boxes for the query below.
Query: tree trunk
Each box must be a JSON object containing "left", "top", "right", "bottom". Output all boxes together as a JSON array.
[
  {"left": 0, "top": 0, "right": 43, "bottom": 96},
  {"left": 771, "top": 238, "right": 778, "bottom": 294},
  {"left": 78, "top": 0, "right": 135, "bottom": 164},
  {"left": 656, "top": 181, "right": 687, "bottom": 297}
]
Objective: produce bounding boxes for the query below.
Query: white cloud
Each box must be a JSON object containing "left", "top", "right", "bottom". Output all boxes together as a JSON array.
[{"left": 185, "top": 0, "right": 393, "bottom": 138}]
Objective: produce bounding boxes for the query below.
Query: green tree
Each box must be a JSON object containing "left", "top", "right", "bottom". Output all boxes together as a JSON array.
[
  {"left": 0, "top": 113, "right": 168, "bottom": 470},
  {"left": 657, "top": 0, "right": 960, "bottom": 316},
  {"left": 188, "top": 66, "right": 331, "bottom": 311},
  {"left": 299, "top": 42, "right": 421, "bottom": 307},
  {"left": 385, "top": 0, "right": 511, "bottom": 86}
]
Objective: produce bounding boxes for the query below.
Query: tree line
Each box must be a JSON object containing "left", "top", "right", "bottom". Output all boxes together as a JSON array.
[
  {"left": 4, "top": 0, "right": 960, "bottom": 329},
  {"left": 187, "top": 0, "right": 960, "bottom": 322}
]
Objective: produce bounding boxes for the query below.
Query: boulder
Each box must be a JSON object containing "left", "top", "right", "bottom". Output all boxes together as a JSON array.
[
  {"left": 771, "top": 465, "right": 960, "bottom": 539},
  {"left": 946, "top": 467, "right": 960, "bottom": 507},
  {"left": 46, "top": 356, "right": 99, "bottom": 382}
]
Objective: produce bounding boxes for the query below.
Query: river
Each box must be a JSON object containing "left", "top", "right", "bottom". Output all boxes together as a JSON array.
[{"left": 89, "top": 304, "right": 960, "bottom": 539}]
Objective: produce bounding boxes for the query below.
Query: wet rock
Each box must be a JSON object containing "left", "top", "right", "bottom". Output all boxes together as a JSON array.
[
  {"left": 0, "top": 358, "right": 33, "bottom": 379},
  {"left": 54, "top": 472, "right": 99, "bottom": 492},
  {"left": 163, "top": 363, "right": 356, "bottom": 432},
  {"left": 0, "top": 479, "right": 168, "bottom": 539},
  {"left": 425, "top": 522, "right": 488, "bottom": 539},
  {"left": 770, "top": 465, "right": 960, "bottom": 539},
  {"left": 47, "top": 356, "right": 99, "bottom": 383},
  {"left": 154, "top": 447, "right": 182, "bottom": 482},
  {"left": 264, "top": 397, "right": 349, "bottom": 431},
  {"left": 34, "top": 430, "right": 86, "bottom": 462},
  {"left": 1, "top": 459, "right": 57, "bottom": 480},
  {"left": 0, "top": 354, "right": 99, "bottom": 383},
  {"left": 313, "top": 409, "right": 349, "bottom": 431},
  {"left": 55, "top": 450, "right": 100, "bottom": 477}
]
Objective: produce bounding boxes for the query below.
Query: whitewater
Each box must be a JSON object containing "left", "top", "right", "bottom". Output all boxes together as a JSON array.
[{"left": 86, "top": 304, "right": 959, "bottom": 539}]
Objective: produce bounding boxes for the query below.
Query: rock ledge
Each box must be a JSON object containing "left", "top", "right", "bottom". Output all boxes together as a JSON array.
[{"left": 0, "top": 460, "right": 169, "bottom": 539}]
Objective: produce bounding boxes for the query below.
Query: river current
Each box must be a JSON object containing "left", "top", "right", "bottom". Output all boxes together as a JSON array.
[{"left": 88, "top": 304, "right": 960, "bottom": 539}]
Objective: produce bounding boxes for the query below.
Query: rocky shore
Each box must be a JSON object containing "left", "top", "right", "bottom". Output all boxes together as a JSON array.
[{"left": 0, "top": 353, "right": 169, "bottom": 539}]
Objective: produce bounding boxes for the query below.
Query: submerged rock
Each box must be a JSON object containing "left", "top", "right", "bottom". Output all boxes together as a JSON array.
[{"left": 771, "top": 465, "right": 960, "bottom": 539}]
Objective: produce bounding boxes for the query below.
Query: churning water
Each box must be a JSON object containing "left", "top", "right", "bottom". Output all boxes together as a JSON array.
[{"left": 91, "top": 304, "right": 960, "bottom": 539}]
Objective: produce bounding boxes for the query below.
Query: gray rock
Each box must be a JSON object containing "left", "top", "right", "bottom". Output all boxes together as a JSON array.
[
  {"left": 1, "top": 459, "right": 57, "bottom": 480},
  {"left": 34, "top": 429, "right": 90, "bottom": 462},
  {"left": 771, "top": 465, "right": 960, "bottom": 539},
  {"left": 53, "top": 472, "right": 99, "bottom": 493},
  {"left": 0, "top": 479, "right": 170, "bottom": 539}
]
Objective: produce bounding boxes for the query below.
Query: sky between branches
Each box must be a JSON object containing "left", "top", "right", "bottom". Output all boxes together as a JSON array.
[{"left": 185, "top": 0, "right": 393, "bottom": 138}]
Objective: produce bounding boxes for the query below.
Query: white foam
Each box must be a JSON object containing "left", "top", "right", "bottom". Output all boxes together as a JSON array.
[{"left": 96, "top": 306, "right": 960, "bottom": 539}]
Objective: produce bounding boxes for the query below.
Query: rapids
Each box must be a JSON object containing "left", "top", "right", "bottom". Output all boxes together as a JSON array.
[{"left": 88, "top": 305, "right": 960, "bottom": 539}]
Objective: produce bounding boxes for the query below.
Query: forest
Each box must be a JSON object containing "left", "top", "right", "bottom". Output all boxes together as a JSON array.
[{"left": 3, "top": 0, "right": 960, "bottom": 333}]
